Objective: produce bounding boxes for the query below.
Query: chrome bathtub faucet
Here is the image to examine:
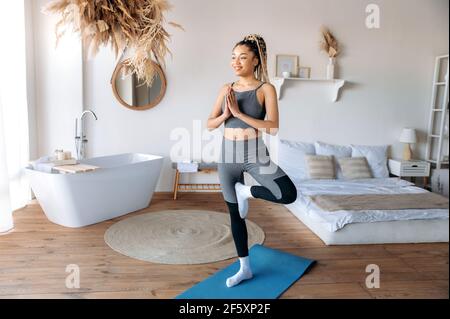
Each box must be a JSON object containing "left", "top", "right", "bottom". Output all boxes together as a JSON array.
[{"left": 75, "top": 110, "right": 98, "bottom": 160}]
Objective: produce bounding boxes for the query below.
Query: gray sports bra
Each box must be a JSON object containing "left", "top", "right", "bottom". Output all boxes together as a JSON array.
[{"left": 223, "top": 81, "right": 266, "bottom": 129}]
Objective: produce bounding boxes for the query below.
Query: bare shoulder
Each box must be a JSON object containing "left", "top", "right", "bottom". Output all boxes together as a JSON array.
[
  {"left": 261, "top": 82, "right": 277, "bottom": 96},
  {"left": 219, "top": 83, "right": 232, "bottom": 96}
]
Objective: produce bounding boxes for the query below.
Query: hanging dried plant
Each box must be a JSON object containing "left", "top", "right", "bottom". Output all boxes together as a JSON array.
[
  {"left": 42, "top": 0, "right": 184, "bottom": 86},
  {"left": 319, "top": 26, "right": 340, "bottom": 58}
]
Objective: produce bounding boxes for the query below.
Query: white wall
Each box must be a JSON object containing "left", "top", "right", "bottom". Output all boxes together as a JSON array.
[
  {"left": 25, "top": 1, "right": 37, "bottom": 161},
  {"left": 31, "top": 0, "right": 449, "bottom": 192},
  {"left": 31, "top": 0, "right": 83, "bottom": 159}
]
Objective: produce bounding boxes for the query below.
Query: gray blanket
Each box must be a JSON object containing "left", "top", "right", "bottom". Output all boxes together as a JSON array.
[{"left": 309, "top": 193, "right": 449, "bottom": 212}]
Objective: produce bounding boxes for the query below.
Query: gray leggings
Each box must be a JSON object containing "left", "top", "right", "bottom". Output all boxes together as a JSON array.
[
  {"left": 218, "top": 136, "right": 298, "bottom": 257},
  {"left": 218, "top": 136, "right": 289, "bottom": 203}
]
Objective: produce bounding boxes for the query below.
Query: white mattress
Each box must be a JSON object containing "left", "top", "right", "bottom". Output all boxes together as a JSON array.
[
  {"left": 292, "top": 206, "right": 449, "bottom": 245},
  {"left": 285, "top": 177, "right": 449, "bottom": 232}
]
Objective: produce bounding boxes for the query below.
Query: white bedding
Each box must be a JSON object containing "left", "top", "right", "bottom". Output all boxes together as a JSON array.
[{"left": 285, "top": 177, "right": 449, "bottom": 232}]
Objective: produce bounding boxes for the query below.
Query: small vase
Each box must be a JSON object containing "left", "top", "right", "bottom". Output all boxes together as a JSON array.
[
  {"left": 282, "top": 71, "right": 291, "bottom": 78},
  {"left": 326, "top": 57, "right": 336, "bottom": 80}
]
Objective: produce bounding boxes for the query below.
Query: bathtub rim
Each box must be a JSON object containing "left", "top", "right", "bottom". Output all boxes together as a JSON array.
[{"left": 24, "top": 152, "right": 165, "bottom": 176}]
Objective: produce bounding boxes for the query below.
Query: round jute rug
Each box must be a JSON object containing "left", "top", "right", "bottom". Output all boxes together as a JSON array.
[{"left": 104, "top": 210, "right": 265, "bottom": 265}]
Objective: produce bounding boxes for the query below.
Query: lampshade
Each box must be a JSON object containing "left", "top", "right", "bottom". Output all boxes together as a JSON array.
[{"left": 399, "top": 128, "right": 417, "bottom": 144}]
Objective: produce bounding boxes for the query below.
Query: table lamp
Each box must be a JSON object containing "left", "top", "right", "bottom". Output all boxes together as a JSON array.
[{"left": 399, "top": 128, "right": 417, "bottom": 161}]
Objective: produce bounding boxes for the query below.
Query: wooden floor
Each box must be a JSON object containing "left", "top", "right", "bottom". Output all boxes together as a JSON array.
[{"left": 0, "top": 192, "right": 448, "bottom": 299}]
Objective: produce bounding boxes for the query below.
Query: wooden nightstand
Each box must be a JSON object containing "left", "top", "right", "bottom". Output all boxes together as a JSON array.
[{"left": 388, "top": 159, "right": 431, "bottom": 188}]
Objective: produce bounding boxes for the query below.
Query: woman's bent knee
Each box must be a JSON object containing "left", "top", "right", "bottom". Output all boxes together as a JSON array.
[{"left": 275, "top": 175, "right": 297, "bottom": 204}]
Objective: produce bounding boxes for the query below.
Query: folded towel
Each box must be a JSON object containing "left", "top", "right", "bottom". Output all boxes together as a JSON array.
[
  {"left": 177, "top": 161, "right": 199, "bottom": 173},
  {"left": 33, "top": 162, "right": 56, "bottom": 173},
  {"left": 32, "top": 155, "right": 53, "bottom": 164},
  {"left": 29, "top": 155, "right": 56, "bottom": 173}
]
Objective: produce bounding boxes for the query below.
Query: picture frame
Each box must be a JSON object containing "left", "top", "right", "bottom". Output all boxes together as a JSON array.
[
  {"left": 298, "top": 66, "right": 311, "bottom": 79},
  {"left": 275, "top": 54, "right": 299, "bottom": 78}
]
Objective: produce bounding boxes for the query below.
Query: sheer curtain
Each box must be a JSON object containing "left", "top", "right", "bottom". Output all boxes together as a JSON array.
[{"left": 0, "top": 0, "right": 31, "bottom": 233}]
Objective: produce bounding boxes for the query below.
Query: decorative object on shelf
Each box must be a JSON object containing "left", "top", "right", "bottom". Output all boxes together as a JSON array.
[
  {"left": 319, "top": 26, "right": 340, "bottom": 80},
  {"left": 326, "top": 57, "right": 336, "bottom": 80},
  {"left": 282, "top": 71, "right": 291, "bottom": 78},
  {"left": 298, "top": 67, "right": 311, "bottom": 79},
  {"left": 270, "top": 77, "right": 345, "bottom": 102},
  {"left": 42, "top": 0, "right": 184, "bottom": 87},
  {"left": 276, "top": 55, "right": 299, "bottom": 78},
  {"left": 111, "top": 58, "right": 167, "bottom": 111},
  {"left": 399, "top": 128, "right": 417, "bottom": 161}
]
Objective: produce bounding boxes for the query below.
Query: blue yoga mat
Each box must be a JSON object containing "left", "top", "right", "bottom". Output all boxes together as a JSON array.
[{"left": 176, "top": 244, "right": 316, "bottom": 299}]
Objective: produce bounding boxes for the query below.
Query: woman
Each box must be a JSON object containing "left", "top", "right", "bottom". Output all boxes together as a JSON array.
[{"left": 207, "top": 34, "right": 297, "bottom": 288}]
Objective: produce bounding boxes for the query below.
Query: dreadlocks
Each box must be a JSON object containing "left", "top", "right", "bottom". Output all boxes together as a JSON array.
[{"left": 234, "top": 34, "right": 269, "bottom": 83}]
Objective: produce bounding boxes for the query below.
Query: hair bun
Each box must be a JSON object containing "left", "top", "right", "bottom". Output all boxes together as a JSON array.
[{"left": 244, "top": 34, "right": 261, "bottom": 43}]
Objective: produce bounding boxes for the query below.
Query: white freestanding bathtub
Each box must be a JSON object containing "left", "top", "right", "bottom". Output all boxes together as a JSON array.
[{"left": 24, "top": 153, "right": 164, "bottom": 228}]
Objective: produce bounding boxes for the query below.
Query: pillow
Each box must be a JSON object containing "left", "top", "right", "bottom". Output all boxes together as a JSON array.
[
  {"left": 351, "top": 144, "right": 389, "bottom": 178},
  {"left": 269, "top": 139, "right": 316, "bottom": 180},
  {"left": 304, "top": 155, "right": 335, "bottom": 180},
  {"left": 314, "top": 141, "right": 352, "bottom": 179},
  {"left": 338, "top": 157, "right": 373, "bottom": 180}
]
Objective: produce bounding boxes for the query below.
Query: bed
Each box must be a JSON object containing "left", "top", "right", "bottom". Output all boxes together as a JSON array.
[
  {"left": 265, "top": 138, "right": 449, "bottom": 245},
  {"left": 284, "top": 177, "right": 449, "bottom": 245}
]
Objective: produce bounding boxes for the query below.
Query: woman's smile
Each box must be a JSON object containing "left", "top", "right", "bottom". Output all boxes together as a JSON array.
[{"left": 231, "top": 47, "right": 254, "bottom": 75}]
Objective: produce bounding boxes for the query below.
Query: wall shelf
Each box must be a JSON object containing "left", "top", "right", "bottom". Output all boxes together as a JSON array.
[{"left": 270, "top": 77, "right": 346, "bottom": 102}]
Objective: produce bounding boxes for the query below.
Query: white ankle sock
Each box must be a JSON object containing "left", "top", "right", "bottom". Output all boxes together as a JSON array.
[
  {"left": 235, "top": 183, "right": 253, "bottom": 219},
  {"left": 226, "top": 256, "right": 253, "bottom": 288}
]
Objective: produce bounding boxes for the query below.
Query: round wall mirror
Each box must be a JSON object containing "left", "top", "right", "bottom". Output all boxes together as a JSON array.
[{"left": 111, "top": 59, "right": 167, "bottom": 111}]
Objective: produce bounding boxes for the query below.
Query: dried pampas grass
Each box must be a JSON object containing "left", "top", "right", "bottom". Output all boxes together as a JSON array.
[
  {"left": 320, "top": 26, "right": 340, "bottom": 58},
  {"left": 42, "top": 0, "right": 184, "bottom": 86}
]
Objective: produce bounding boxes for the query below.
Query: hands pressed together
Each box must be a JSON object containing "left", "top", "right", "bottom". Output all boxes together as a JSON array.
[{"left": 224, "top": 85, "right": 241, "bottom": 119}]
